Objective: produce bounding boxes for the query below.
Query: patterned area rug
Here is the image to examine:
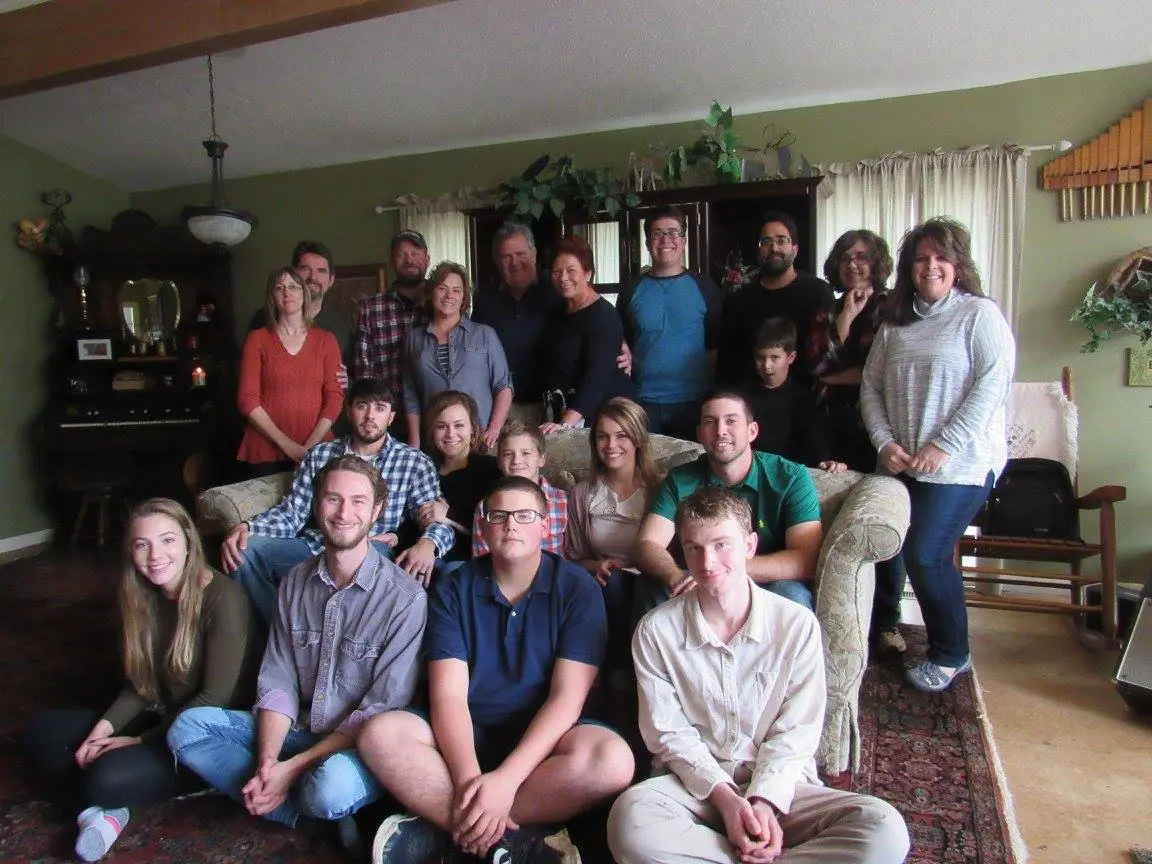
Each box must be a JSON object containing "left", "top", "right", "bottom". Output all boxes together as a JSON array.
[
  {"left": 0, "top": 551, "right": 1021, "bottom": 862},
  {"left": 828, "top": 627, "right": 1024, "bottom": 864}
]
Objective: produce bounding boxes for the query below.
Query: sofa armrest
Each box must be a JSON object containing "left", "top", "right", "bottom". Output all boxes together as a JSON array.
[
  {"left": 814, "top": 474, "right": 910, "bottom": 775},
  {"left": 196, "top": 472, "right": 294, "bottom": 538}
]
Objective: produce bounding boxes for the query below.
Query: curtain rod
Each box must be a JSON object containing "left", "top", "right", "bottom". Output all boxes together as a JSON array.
[{"left": 1025, "top": 139, "right": 1073, "bottom": 154}]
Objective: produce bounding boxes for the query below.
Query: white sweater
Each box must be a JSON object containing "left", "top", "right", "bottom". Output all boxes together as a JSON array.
[{"left": 860, "top": 290, "right": 1015, "bottom": 486}]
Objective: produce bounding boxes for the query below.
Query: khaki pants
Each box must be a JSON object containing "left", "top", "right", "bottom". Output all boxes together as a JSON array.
[{"left": 608, "top": 774, "right": 909, "bottom": 864}]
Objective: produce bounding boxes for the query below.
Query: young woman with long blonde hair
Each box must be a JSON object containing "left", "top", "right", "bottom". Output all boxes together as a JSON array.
[{"left": 23, "top": 498, "right": 262, "bottom": 861}]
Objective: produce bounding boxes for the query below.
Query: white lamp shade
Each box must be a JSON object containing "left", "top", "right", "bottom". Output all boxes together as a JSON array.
[{"left": 186, "top": 211, "right": 255, "bottom": 246}]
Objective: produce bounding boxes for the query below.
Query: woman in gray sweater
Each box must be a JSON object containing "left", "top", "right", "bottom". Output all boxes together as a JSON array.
[{"left": 861, "top": 218, "right": 1015, "bottom": 693}]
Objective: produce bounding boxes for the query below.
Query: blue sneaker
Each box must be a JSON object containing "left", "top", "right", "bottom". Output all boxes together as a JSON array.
[
  {"left": 371, "top": 814, "right": 452, "bottom": 864},
  {"left": 487, "top": 825, "right": 580, "bottom": 864},
  {"left": 905, "top": 656, "right": 972, "bottom": 692}
]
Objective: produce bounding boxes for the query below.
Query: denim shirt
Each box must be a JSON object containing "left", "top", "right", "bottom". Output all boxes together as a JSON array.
[
  {"left": 255, "top": 545, "right": 427, "bottom": 736},
  {"left": 402, "top": 316, "right": 512, "bottom": 426}
]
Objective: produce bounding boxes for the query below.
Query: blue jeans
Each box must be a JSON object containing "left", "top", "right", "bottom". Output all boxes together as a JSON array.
[
  {"left": 167, "top": 707, "right": 382, "bottom": 826},
  {"left": 871, "top": 558, "right": 907, "bottom": 633},
  {"left": 638, "top": 400, "right": 699, "bottom": 442},
  {"left": 234, "top": 536, "right": 394, "bottom": 626},
  {"left": 895, "top": 472, "right": 994, "bottom": 667}
]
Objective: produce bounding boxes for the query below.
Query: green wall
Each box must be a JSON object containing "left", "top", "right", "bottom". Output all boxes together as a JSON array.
[
  {"left": 0, "top": 135, "right": 129, "bottom": 543},
  {"left": 134, "top": 62, "right": 1152, "bottom": 581}
]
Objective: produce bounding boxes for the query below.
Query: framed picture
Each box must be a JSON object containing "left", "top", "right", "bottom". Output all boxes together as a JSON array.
[
  {"left": 327, "top": 264, "right": 388, "bottom": 331},
  {"left": 76, "top": 337, "right": 113, "bottom": 361}
]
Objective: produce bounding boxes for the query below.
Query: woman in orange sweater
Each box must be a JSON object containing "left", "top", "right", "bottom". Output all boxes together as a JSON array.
[{"left": 236, "top": 267, "right": 343, "bottom": 477}]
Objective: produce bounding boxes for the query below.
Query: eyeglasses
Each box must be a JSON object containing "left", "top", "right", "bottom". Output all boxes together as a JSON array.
[
  {"left": 839, "top": 253, "right": 871, "bottom": 266},
  {"left": 484, "top": 509, "right": 546, "bottom": 525},
  {"left": 758, "top": 236, "right": 794, "bottom": 248},
  {"left": 650, "top": 228, "right": 685, "bottom": 241},
  {"left": 273, "top": 282, "right": 305, "bottom": 294}
]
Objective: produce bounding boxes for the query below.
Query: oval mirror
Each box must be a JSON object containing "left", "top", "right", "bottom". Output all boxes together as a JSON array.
[{"left": 119, "top": 279, "right": 181, "bottom": 344}]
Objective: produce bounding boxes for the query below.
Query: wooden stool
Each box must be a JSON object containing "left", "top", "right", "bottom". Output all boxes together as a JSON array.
[{"left": 69, "top": 480, "right": 130, "bottom": 548}]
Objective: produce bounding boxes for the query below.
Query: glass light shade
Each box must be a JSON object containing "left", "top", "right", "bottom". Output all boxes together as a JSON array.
[{"left": 183, "top": 207, "right": 256, "bottom": 246}]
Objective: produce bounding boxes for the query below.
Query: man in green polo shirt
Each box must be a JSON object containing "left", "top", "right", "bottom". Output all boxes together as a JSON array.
[{"left": 632, "top": 388, "right": 823, "bottom": 610}]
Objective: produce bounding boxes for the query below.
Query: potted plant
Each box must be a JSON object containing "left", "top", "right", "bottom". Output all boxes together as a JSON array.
[
  {"left": 664, "top": 100, "right": 743, "bottom": 187},
  {"left": 1072, "top": 247, "right": 1152, "bottom": 352}
]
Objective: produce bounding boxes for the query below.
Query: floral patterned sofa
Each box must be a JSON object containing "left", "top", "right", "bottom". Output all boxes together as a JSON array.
[{"left": 196, "top": 430, "right": 909, "bottom": 775}]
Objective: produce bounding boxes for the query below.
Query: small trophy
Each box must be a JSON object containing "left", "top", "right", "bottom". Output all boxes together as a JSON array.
[{"left": 73, "top": 264, "right": 91, "bottom": 329}]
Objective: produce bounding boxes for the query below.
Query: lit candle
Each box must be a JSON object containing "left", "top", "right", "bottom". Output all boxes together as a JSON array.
[{"left": 191, "top": 366, "right": 207, "bottom": 387}]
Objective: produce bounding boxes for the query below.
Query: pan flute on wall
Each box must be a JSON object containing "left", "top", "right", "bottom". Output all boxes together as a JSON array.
[{"left": 1039, "top": 97, "right": 1152, "bottom": 221}]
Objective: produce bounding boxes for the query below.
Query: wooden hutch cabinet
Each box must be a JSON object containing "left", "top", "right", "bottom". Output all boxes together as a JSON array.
[
  {"left": 468, "top": 177, "right": 822, "bottom": 297},
  {"left": 37, "top": 210, "right": 239, "bottom": 527}
]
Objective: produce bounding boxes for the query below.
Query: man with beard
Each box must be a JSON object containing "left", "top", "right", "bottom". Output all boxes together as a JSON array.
[
  {"left": 354, "top": 229, "right": 431, "bottom": 414},
  {"left": 221, "top": 378, "right": 453, "bottom": 624},
  {"left": 631, "top": 389, "right": 823, "bottom": 611},
  {"left": 169, "top": 454, "right": 428, "bottom": 855},
  {"left": 250, "top": 241, "right": 354, "bottom": 375},
  {"left": 716, "top": 213, "right": 831, "bottom": 388}
]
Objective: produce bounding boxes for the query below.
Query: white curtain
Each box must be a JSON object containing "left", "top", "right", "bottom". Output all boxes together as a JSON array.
[
  {"left": 817, "top": 146, "right": 1029, "bottom": 325},
  {"left": 584, "top": 222, "right": 622, "bottom": 288},
  {"left": 397, "top": 196, "right": 474, "bottom": 280}
]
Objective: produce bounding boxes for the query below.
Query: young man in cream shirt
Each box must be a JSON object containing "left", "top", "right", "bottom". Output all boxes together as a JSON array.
[{"left": 609, "top": 487, "right": 909, "bottom": 864}]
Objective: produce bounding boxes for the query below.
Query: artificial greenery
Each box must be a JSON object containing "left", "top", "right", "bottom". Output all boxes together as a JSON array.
[
  {"left": 495, "top": 155, "right": 640, "bottom": 221},
  {"left": 1071, "top": 267, "right": 1152, "bottom": 352},
  {"left": 664, "top": 100, "right": 743, "bottom": 186}
]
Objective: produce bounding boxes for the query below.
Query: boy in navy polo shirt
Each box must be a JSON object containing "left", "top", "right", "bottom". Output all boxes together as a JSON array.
[{"left": 360, "top": 476, "right": 635, "bottom": 864}]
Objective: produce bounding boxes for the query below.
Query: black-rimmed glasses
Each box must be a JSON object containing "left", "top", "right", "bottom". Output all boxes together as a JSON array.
[{"left": 484, "top": 509, "right": 546, "bottom": 525}]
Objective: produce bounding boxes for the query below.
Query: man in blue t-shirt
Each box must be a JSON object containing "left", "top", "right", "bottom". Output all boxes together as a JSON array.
[
  {"left": 617, "top": 205, "right": 722, "bottom": 440},
  {"left": 359, "top": 476, "right": 635, "bottom": 863}
]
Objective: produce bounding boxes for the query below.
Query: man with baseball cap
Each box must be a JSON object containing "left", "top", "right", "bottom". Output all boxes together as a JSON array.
[{"left": 354, "top": 229, "right": 432, "bottom": 420}]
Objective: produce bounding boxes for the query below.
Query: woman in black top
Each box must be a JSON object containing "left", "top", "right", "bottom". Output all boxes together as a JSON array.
[
  {"left": 418, "top": 390, "right": 502, "bottom": 566},
  {"left": 539, "top": 236, "right": 634, "bottom": 435}
]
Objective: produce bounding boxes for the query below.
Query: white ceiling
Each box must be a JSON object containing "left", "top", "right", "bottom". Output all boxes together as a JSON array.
[{"left": 1, "top": 0, "right": 1150, "bottom": 193}]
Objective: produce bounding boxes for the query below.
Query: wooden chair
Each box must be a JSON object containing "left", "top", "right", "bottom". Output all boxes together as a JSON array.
[{"left": 958, "top": 367, "right": 1127, "bottom": 643}]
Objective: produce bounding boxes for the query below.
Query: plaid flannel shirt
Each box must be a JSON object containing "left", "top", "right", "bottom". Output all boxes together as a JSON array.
[
  {"left": 470, "top": 477, "right": 568, "bottom": 557},
  {"left": 247, "top": 436, "right": 453, "bottom": 555},
  {"left": 354, "top": 290, "right": 425, "bottom": 397}
]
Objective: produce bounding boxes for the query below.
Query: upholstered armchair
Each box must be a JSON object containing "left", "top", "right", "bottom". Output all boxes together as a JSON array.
[{"left": 196, "top": 430, "right": 909, "bottom": 775}]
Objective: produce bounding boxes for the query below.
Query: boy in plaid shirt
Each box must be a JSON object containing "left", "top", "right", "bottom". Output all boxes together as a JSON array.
[{"left": 471, "top": 421, "right": 567, "bottom": 557}]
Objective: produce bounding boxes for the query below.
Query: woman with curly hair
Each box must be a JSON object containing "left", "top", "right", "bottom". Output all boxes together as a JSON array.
[
  {"left": 861, "top": 217, "right": 1014, "bottom": 692},
  {"left": 23, "top": 499, "right": 261, "bottom": 861}
]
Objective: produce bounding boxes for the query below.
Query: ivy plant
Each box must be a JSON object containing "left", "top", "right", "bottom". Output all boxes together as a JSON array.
[
  {"left": 665, "top": 100, "right": 743, "bottom": 186},
  {"left": 496, "top": 155, "right": 640, "bottom": 221},
  {"left": 1071, "top": 267, "right": 1152, "bottom": 352}
]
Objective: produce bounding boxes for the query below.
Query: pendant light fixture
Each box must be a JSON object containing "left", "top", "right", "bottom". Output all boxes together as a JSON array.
[{"left": 181, "top": 55, "right": 257, "bottom": 247}]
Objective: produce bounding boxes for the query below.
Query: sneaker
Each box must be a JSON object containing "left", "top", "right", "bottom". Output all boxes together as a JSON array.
[
  {"left": 904, "top": 656, "right": 972, "bottom": 692},
  {"left": 874, "top": 626, "right": 907, "bottom": 654},
  {"left": 488, "top": 825, "right": 581, "bottom": 864},
  {"left": 372, "top": 813, "right": 452, "bottom": 864}
]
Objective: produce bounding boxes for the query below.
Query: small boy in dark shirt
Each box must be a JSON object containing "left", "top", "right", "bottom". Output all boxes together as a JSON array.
[{"left": 747, "top": 318, "right": 846, "bottom": 472}]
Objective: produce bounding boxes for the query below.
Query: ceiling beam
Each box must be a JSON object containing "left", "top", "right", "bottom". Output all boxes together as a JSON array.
[{"left": 0, "top": 0, "right": 454, "bottom": 99}]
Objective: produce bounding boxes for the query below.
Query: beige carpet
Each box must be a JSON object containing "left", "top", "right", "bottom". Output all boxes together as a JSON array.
[{"left": 968, "top": 608, "right": 1152, "bottom": 864}]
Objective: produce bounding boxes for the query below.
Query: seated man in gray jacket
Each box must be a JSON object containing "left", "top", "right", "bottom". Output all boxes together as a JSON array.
[{"left": 168, "top": 454, "right": 428, "bottom": 852}]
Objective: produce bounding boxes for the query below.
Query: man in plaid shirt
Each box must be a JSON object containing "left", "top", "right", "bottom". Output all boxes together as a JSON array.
[
  {"left": 353, "top": 230, "right": 430, "bottom": 409},
  {"left": 221, "top": 378, "right": 453, "bottom": 624},
  {"left": 471, "top": 421, "right": 567, "bottom": 557}
]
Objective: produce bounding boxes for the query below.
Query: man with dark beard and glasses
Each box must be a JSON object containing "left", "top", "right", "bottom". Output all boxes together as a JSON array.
[
  {"left": 632, "top": 389, "right": 823, "bottom": 612},
  {"left": 221, "top": 379, "right": 453, "bottom": 624},
  {"left": 354, "top": 230, "right": 432, "bottom": 415},
  {"left": 716, "top": 212, "right": 831, "bottom": 388},
  {"left": 169, "top": 454, "right": 427, "bottom": 856}
]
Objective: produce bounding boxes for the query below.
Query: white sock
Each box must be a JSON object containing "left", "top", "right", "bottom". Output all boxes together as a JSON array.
[{"left": 75, "top": 807, "right": 129, "bottom": 862}]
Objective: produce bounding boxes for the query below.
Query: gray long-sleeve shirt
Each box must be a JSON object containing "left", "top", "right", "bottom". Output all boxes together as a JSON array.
[
  {"left": 860, "top": 290, "right": 1015, "bottom": 486},
  {"left": 255, "top": 545, "right": 427, "bottom": 736}
]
